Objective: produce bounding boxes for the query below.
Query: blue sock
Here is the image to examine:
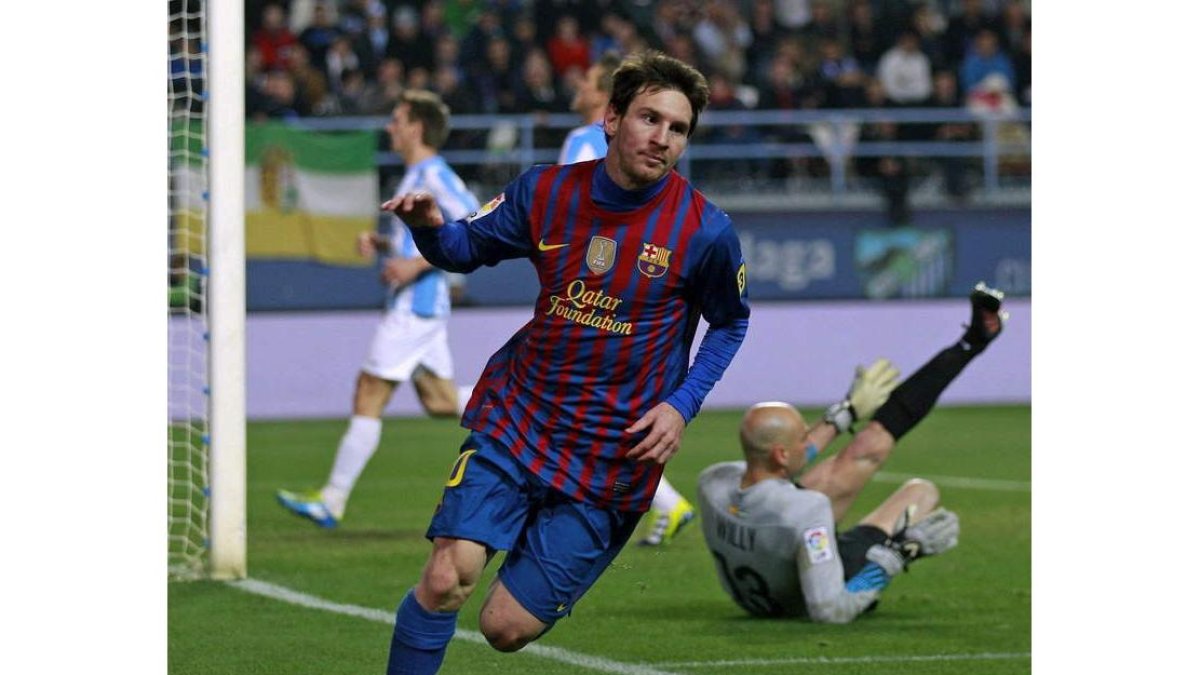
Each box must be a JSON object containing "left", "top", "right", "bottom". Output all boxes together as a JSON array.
[{"left": 387, "top": 589, "right": 458, "bottom": 675}]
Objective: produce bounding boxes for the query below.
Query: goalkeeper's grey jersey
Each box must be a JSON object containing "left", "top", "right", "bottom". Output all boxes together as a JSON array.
[{"left": 697, "top": 461, "right": 882, "bottom": 623}]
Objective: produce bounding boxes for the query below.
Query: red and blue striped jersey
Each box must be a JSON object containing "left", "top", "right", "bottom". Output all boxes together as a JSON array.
[{"left": 413, "top": 160, "right": 750, "bottom": 511}]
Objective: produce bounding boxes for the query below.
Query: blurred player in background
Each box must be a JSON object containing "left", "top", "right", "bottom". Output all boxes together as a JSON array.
[
  {"left": 558, "top": 49, "right": 695, "bottom": 547},
  {"left": 558, "top": 51, "right": 621, "bottom": 165},
  {"left": 382, "top": 51, "right": 749, "bottom": 673},
  {"left": 697, "top": 284, "right": 1006, "bottom": 622},
  {"left": 276, "top": 90, "right": 480, "bottom": 528}
]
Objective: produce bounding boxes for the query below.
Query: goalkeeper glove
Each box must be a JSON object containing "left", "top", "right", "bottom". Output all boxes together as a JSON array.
[
  {"left": 888, "top": 506, "right": 960, "bottom": 567},
  {"left": 823, "top": 358, "right": 901, "bottom": 433}
]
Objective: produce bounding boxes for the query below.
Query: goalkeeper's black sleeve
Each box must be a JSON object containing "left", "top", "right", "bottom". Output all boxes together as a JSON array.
[{"left": 871, "top": 341, "right": 978, "bottom": 441}]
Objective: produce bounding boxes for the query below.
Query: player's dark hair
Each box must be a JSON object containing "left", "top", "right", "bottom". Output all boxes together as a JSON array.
[
  {"left": 399, "top": 89, "right": 451, "bottom": 149},
  {"left": 608, "top": 51, "right": 710, "bottom": 137}
]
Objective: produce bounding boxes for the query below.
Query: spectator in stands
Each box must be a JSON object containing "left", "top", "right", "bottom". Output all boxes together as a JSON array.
[
  {"left": 443, "top": 0, "right": 479, "bottom": 39},
  {"left": 747, "top": 0, "right": 786, "bottom": 85},
  {"left": 515, "top": 49, "right": 569, "bottom": 115},
  {"left": 434, "top": 64, "right": 481, "bottom": 117},
  {"left": 1011, "top": 28, "right": 1031, "bottom": 105},
  {"left": 959, "top": 30, "right": 1015, "bottom": 93},
  {"left": 407, "top": 66, "right": 432, "bottom": 93},
  {"left": 471, "top": 35, "right": 522, "bottom": 114},
  {"left": 419, "top": 1, "right": 451, "bottom": 43},
  {"left": 590, "top": 11, "right": 624, "bottom": 61},
  {"left": 663, "top": 33, "right": 704, "bottom": 74},
  {"left": 924, "top": 69, "right": 977, "bottom": 201},
  {"left": 330, "top": 68, "right": 370, "bottom": 116},
  {"left": 359, "top": 57, "right": 405, "bottom": 115},
  {"left": 693, "top": 0, "right": 753, "bottom": 82},
  {"left": 386, "top": 5, "right": 434, "bottom": 74},
  {"left": 814, "top": 38, "right": 867, "bottom": 108},
  {"left": 855, "top": 78, "right": 911, "bottom": 224},
  {"left": 877, "top": 30, "right": 933, "bottom": 106},
  {"left": 283, "top": 44, "right": 330, "bottom": 115},
  {"left": 998, "top": 0, "right": 1031, "bottom": 56},
  {"left": 262, "top": 70, "right": 302, "bottom": 119},
  {"left": 459, "top": 6, "right": 505, "bottom": 66},
  {"left": 533, "top": 0, "right": 604, "bottom": 45},
  {"left": 911, "top": 2, "right": 950, "bottom": 73},
  {"left": 943, "top": 0, "right": 1000, "bottom": 66},
  {"left": 847, "top": 0, "right": 885, "bottom": 74},
  {"left": 326, "top": 0, "right": 382, "bottom": 77},
  {"left": 648, "top": 0, "right": 695, "bottom": 51},
  {"left": 245, "top": 47, "right": 273, "bottom": 120},
  {"left": 758, "top": 51, "right": 810, "bottom": 111},
  {"left": 337, "top": 0, "right": 378, "bottom": 38},
  {"left": 509, "top": 13, "right": 542, "bottom": 65},
  {"left": 491, "top": 0, "right": 528, "bottom": 35},
  {"left": 253, "top": 3, "right": 299, "bottom": 71},
  {"left": 362, "top": 10, "right": 391, "bottom": 72},
  {"left": 546, "top": 15, "right": 591, "bottom": 78},
  {"left": 873, "top": 0, "right": 916, "bottom": 47},
  {"left": 773, "top": 0, "right": 812, "bottom": 30},
  {"left": 614, "top": 16, "right": 652, "bottom": 54},
  {"left": 432, "top": 33, "right": 463, "bottom": 79},
  {"left": 326, "top": 35, "right": 362, "bottom": 94},
  {"left": 298, "top": 1, "right": 341, "bottom": 69},
  {"left": 757, "top": 51, "right": 818, "bottom": 181},
  {"left": 697, "top": 71, "right": 764, "bottom": 183},
  {"left": 801, "top": 1, "right": 840, "bottom": 45}
]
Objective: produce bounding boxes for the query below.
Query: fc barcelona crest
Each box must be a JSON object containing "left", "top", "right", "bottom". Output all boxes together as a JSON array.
[
  {"left": 637, "top": 242, "right": 672, "bottom": 278},
  {"left": 587, "top": 236, "right": 617, "bottom": 275}
]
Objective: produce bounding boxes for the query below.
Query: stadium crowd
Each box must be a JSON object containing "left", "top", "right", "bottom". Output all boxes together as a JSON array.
[
  {"left": 213, "top": 0, "right": 1030, "bottom": 121},
  {"left": 170, "top": 0, "right": 1030, "bottom": 213}
]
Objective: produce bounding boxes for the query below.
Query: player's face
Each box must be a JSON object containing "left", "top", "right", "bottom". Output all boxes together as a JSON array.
[
  {"left": 603, "top": 87, "right": 692, "bottom": 190},
  {"left": 386, "top": 104, "right": 417, "bottom": 154},
  {"left": 783, "top": 433, "right": 809, "bottom": 478},
  {"left": 572, "top": 64, "right": 603, "bottom": 116}
]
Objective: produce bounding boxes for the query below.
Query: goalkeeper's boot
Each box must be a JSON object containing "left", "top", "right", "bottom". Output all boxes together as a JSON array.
[
  {"left": 276, "top": 489, "right": 341, "bottom": 529},
  {"left": 637, "top": 499, "right": 695, "bottom": 547},
  {"left": 960, "top": 281, "right": 1008, "bottom": 352}
]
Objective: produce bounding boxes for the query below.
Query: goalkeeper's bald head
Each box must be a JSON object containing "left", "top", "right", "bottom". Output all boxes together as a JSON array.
[{"left": 739, "top": 402, "right": 809, "bottom": 474}]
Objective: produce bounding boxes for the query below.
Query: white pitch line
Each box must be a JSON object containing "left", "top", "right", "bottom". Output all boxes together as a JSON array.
[
  {"left": 228, "top": 578, "right": 681, "bottom": 675},
  {"left": 656, "top": 652, "right": 1031, "bottom": 668},
  {"left": 874, "top": 471, "right": 1030, "bottom": 492}
]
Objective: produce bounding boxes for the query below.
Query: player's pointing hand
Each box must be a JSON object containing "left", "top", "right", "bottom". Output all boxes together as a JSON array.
[
  {"left": 625, "top": 403, "right": 686, "bottom": 464},
  {"left": 381, "top": 192, "right": 445, "bottom": 228}
]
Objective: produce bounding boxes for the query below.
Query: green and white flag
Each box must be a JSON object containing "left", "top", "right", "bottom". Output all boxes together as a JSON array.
[{"left": 245, "top": 123, "right": 378, "bottom": 266}]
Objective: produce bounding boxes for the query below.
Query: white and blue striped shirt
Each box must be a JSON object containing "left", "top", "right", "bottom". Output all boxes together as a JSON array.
[
  {"left": 388, "top": 155, "right": 479, "bottom": 317},
  {"left": 557, "top": 121, "right": 608, "bottom": 165}
]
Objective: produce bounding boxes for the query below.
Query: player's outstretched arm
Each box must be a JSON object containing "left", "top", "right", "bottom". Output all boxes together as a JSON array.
[
  {"left": 381, "top": 192, "right": 445, "bottom": 228},
  {"left": 823, "top": 358, "right": 901, "bottom": 434},
  {"left": 381, "top": 257, "right": 435, "bottom": 288}
]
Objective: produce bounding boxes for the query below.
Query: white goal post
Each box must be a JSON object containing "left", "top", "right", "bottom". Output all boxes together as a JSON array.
[{"left": 168, "top": 0, "right": 245, "bottom": 580}]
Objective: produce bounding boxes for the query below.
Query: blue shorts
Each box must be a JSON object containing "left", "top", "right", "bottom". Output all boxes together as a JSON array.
[{"left": 427, "top": 432, "right": 642, "bottom": 624}]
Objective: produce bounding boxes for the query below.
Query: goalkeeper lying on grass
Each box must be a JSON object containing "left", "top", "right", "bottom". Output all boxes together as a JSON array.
[{"left": 696, "top": 283, "right": 1006, "bottom": 622}]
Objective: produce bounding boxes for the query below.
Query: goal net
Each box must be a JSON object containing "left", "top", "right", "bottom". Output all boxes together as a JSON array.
[{"left": 168, "top": 0, "right": 245, "bottom": 580}]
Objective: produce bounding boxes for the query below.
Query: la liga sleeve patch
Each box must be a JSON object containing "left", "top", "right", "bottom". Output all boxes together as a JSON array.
[{"left": 803, "top": 525, "right": 834, "bottom": 564}]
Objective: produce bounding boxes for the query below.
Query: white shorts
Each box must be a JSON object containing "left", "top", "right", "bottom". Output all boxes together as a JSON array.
[{"left": 361, "top": 311, "right": 454, "bottom": 383}]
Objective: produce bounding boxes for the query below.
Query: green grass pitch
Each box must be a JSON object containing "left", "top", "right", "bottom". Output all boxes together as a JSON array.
[{"left": 169, "top": 405, "right": 1030, "bottom": 674}]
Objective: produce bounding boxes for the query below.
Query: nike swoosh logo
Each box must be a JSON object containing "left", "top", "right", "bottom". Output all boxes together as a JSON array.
[{"left": 538, "top": 239, "right": 569, "bottom": 252}]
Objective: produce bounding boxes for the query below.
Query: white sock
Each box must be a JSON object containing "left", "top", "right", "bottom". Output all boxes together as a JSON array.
[
  {"left": 651, "top": 475, "right": 685, "bottom": 513},
  {"left": 456, "top": 385, "right": 474, "bottom": 416},
  {"left": 321, "top": 415, "right": 382, "bottom": 518}
]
